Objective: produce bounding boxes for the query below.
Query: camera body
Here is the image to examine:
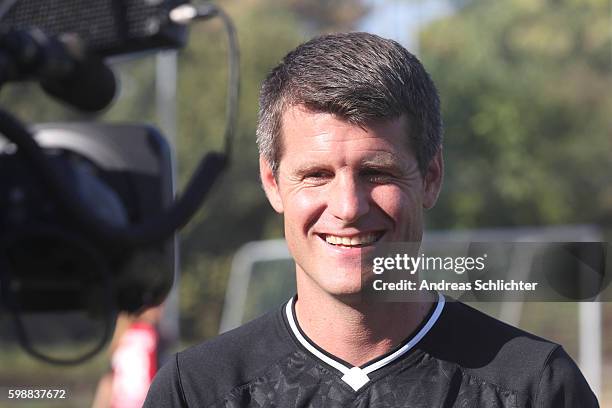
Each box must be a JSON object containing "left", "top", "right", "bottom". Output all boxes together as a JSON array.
[
  {"left": 0, "top": 0, "right": 191, "bottom": 363},
  {"left": 0, "top": 123, "right": 175, "bottom": 315},
  {"left": 0, "top": 0, "right": 234, "bottom": 363}
]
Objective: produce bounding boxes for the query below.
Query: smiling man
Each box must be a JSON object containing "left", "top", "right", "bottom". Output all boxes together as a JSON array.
[{"left": 144, "top": 33, "right": 598, "bottom": 408}]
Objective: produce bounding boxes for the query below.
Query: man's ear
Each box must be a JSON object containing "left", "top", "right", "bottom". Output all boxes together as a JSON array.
[
  {"left": 259, "top": 156, "right": 284, "bottom": 213},
  {"left": 423, "top": 148, "right": 443, "bottom": 210}
]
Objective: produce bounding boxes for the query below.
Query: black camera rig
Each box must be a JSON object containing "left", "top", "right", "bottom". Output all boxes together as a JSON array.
[{"left": 0, "top": 0, "right": 239, "bottom": 364}]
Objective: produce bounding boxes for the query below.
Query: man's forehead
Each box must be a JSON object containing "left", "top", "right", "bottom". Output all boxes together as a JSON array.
[
  {"left": 280, "top": 104, "right": 412, "bottom": 144},
  {"left": 281, "top": 104, "right": 407, "bottom": 128},
  {"left": 277, "top": 105, "right": 417, "bottom": 171}
]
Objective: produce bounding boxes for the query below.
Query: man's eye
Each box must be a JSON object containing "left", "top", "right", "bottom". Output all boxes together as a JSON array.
[
  {"left": 304, "top": 171, "right": 331, "bottom": 181},
  {"left": 361, "top": 170, "right": 392, "bottom": 183}
]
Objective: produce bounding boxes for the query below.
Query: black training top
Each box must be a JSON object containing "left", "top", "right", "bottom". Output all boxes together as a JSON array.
[{"left": 144, "top": 294, "right": 599, "bottom": 407}]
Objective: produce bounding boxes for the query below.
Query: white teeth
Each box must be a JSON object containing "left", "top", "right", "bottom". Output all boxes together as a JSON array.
[{"left": 324, "top": 233, "right": 378, "bottom": 247}]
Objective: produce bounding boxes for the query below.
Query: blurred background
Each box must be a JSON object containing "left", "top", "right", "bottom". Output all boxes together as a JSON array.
[{"left": 0, "top": 0, "right": 610, "bottom": 406}]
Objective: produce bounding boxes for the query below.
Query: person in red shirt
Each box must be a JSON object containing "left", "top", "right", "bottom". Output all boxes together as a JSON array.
[{"left": 92, "top": 306, "right": 162, "bottom": 408}]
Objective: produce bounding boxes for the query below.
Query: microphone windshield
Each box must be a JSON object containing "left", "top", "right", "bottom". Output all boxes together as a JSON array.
[{"left": 40, "top": 56, "right": 117, "bottom": 113}]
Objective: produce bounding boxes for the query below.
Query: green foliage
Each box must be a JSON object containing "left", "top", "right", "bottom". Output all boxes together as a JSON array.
[{"left": 419, "top": 0, "right": 612, "bottom": 230}]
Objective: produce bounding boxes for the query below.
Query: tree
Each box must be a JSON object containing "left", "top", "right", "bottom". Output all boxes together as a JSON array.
[{"left": 418, "top": 0, "right": 612, "bottom": 230}]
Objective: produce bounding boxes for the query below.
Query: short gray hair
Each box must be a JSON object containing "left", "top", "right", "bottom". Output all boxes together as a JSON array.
[{"left": 256, "top": 32, "right": 442, "bottom": 176}]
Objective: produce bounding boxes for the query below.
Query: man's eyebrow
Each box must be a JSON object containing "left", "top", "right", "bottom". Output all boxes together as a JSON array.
[
  {"left": 360, "top": 154, "right": 402, "bottom": 169},
  {"left": 291, "top": 162, "right": 329, "bottom": 176}
]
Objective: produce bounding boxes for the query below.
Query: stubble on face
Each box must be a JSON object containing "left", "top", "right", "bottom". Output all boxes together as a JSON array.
[{"left": 264, "top": 105, "right": 434, "bottom": 302}]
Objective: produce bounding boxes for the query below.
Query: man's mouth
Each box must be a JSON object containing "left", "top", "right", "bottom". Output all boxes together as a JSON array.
[{"left": 320, "top": 232, "right": 384, "bottom": 248}]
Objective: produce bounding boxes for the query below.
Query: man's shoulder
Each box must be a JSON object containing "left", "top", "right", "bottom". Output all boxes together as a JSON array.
[
  {"left": 431, "top": 299, "right": 560, "bottom": 353},
  {"left": 426, "top": 300, "right": 560, "bottom": 373},
  {"left": 166, "top": 305, "right": 295, "bottom": 407},
  {"left": 422, "top": 300, "right": 596, "bottom": 405},
  {"left": 180, "top": 305, "right": 291, "bottom": 367}
]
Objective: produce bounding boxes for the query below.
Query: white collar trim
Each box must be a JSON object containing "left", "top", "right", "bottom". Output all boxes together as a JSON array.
[{"left": 285, "top": 293, "right": 446, "bottom": 391}]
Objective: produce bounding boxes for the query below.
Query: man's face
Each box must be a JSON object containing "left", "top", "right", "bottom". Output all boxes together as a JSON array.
[{"left": 260, "top": 105, "right": 443, "bottom": 299}]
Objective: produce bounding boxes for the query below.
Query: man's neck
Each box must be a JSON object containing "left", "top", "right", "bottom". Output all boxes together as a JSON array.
[{"left": 294, "top": 287, "right": 435, "bottom": 367}]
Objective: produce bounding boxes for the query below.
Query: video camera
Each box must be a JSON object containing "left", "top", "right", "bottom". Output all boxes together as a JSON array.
[{"left": 0, "top": 0, "right": 238, "bottom": 364}]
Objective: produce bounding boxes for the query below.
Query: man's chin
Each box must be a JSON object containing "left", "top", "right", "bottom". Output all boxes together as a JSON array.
[
  {"left": 323, "top": 282, "right": 365, "bottom": 304},
  {"left": 332, "top": 291, "right": 364, "bottom": 305}
]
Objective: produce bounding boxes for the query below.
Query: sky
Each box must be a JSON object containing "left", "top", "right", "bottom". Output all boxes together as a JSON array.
[{"left": 359, "top": 0, "right": 455, "bottom": 54}]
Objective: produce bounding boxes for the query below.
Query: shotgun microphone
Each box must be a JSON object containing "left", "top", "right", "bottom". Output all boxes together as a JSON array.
[{"left": 0, "top": 28, "right": 117, "bottom": 112}]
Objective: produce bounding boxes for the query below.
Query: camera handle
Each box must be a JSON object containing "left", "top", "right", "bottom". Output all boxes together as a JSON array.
[{"left": 0, "top": 108, "right": 227, "bottom": 249}]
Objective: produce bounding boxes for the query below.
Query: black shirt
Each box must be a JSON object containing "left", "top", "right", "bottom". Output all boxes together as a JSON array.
[{"left": 144, "top": 294, "right": 598, "bottom": 407}]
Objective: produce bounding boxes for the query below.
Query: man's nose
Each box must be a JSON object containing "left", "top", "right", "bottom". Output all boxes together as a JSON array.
[{"left": 328, "top": 173, "right": 370, "bottom": 223}]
